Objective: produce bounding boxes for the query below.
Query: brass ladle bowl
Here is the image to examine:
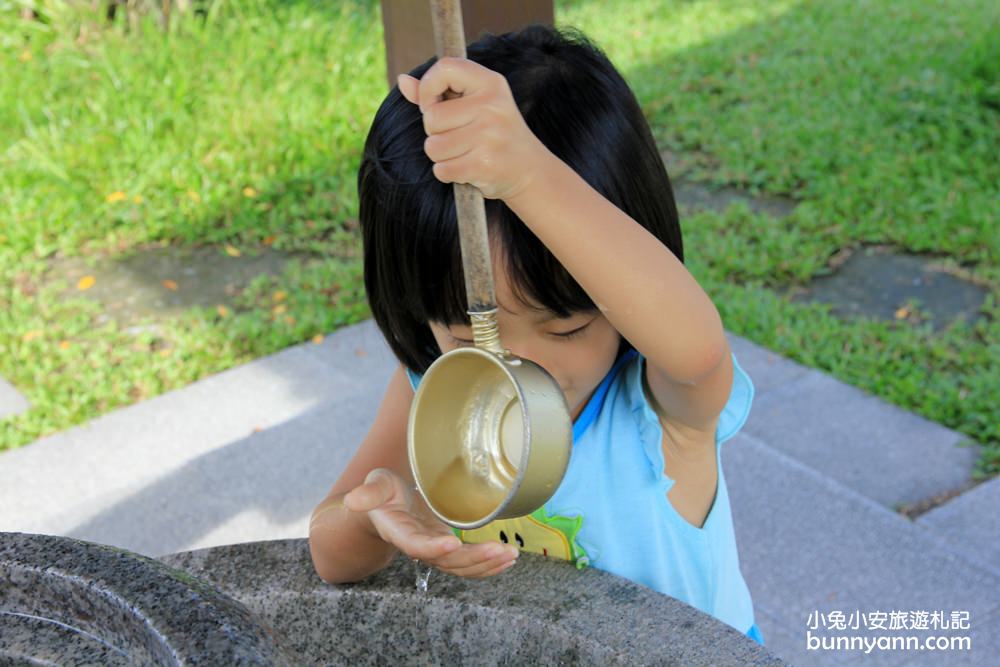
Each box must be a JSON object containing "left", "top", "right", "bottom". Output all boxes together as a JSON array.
[{"left": 407, "top": 0, "right": 572, "bottom": 530}]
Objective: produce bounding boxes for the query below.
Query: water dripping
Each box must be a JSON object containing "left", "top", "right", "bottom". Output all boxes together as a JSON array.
[{"left": 413, "top": 559, "right": 432, "bottom": 594}]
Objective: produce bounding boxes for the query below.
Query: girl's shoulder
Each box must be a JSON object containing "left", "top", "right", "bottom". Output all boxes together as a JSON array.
[{"left": 609, "top": 350, "right": 755, "bottom": 447}]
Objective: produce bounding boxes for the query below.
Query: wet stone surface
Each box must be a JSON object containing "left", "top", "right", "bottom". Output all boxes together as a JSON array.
[
  {"left": 793, "top": 247, "right": 988, "bottom": 330},
  {"left": 46, "top": 245, "right": 304, "bottom": 327}
]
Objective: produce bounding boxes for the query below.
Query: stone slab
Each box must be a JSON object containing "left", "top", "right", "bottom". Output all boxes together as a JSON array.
[
  {"left": 740, "top": 370, "right": 979, "bottom": 508},
  {"left": 673, "top": 178, "right": 797, "bottom": 219},
  {"left": 0, "top": 319, "right": 398, "bottom": 557},
  {"left": 945, "top": 606, "right": 1000, "bottom": 667},
  {"left": 62, "top": 391, "right": 379, "bottom": 557},
  {"left": 750, "top": 605, "right": 854, "bottom": 667},
  {"left": 723, "top": 432, "right": 1000, "bottom": 667},
  {"left": 0, "top": 377, "right": 29, "bottom": 420},
  {"left": 794, "top": 249, "right": 987, "bottom": 331},
  {"left": 916, "top": 474, "right": 1000, "bottom": 573},
  {"left": 161, "top": 540, "right": 784, "bottom": 666}
]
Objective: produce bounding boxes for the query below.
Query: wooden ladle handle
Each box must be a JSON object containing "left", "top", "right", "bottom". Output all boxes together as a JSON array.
[{"left": 428, "top": 0, "right": 502, "bottom": 352}]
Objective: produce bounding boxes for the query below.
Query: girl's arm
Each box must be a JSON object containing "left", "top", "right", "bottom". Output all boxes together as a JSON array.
[
  {"left": 400, "top": 61, "right": 732, "bottom": 434},
  {"left": 308, "top": 365, "right": 416, "bottom": 582},
  {"left": 505, "top": 153, "right": 734, "bottom": 433},
  {"left": 308, "top": 365, "right": 519, "bottom": 583}
]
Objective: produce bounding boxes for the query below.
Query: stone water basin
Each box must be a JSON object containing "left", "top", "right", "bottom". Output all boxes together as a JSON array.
[
  {"left": 0, "top": 532, "right": 290, "bottom": 665},
  {"left": 1, "top": 532, "right": 783, "bottom": 665},
  {"left": 160, "top": 539, "right": 784, "bottom": 666}
]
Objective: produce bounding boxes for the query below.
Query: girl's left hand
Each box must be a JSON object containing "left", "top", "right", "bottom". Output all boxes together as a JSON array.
[{"left": 398, "top": 57, "right": 552, "bottom": 202}]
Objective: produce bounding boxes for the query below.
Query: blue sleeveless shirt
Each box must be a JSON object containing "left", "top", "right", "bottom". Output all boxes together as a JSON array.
[{"left": 407, "top": 350, "right": 763, "bottom": 645}]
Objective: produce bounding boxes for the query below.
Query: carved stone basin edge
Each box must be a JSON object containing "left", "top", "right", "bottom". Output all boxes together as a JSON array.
[{"left": 161, "top": 538, "right": 783, "bottom": 666}]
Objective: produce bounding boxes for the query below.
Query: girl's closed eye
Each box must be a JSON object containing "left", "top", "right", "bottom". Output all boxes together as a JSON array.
[
  {"left": 448, "top": 333, "right": 474, "bottom": 347},
  {"left": 448, "top": 319, "right": 592, "bottom": 345},
  {"left": 553, "top": 321, "right": 591, "bottom": 339}
]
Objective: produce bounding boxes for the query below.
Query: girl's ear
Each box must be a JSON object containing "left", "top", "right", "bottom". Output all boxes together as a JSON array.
[{"left": 397, "top": 74, "right": 420, "bottom": 106}]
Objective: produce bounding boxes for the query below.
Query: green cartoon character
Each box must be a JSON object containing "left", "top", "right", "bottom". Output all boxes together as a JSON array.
[{"left": 457, "top": 506, "right": 590, "bottom": 568}]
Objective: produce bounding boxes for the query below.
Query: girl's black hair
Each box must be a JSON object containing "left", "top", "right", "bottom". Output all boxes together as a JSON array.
[{"left": 358, "top": 24, "right": 682, "bottom": 374}]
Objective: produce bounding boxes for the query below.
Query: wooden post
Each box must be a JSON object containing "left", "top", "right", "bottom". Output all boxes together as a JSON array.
[{"left": 380, "top": 0, "right": 554, "bottom": 88}]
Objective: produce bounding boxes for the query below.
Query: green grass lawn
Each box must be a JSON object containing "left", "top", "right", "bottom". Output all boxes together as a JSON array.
[{"left": 2, "top": 0, "right": 998, "bottom": 480}]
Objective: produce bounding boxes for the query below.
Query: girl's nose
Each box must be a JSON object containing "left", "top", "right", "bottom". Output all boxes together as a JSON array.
[
  {"left": 506, "top": 343, "right": 551, "bottom": 376},
  {"left": 505, "top": 340, "right": 538, "bottom": 365},
  {"left": 497, "top": 330, "right": 553, "bottom": 377}
]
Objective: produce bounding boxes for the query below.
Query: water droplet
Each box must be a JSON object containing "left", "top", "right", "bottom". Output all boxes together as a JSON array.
[{"left": 413, "top": 559, "right": 432, "bottom": 594}]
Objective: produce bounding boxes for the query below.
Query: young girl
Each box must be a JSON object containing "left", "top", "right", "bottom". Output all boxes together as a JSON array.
[{"left": 309, "top": 25, "right": 764, "bottom": 646}]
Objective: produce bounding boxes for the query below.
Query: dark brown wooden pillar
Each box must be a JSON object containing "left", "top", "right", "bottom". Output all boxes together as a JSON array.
[{"left": 380, "top": 0, "right": 555, "bottom": 88}]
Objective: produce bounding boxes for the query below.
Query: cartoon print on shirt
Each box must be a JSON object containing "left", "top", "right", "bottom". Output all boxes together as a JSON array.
[{"left": 457, "top": 506, "right": 590, "bottom": 568}]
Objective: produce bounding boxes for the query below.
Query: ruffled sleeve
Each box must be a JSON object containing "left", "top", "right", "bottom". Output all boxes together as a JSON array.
[
  {"left": 635, "top": 352, "right": 755, "bottom": 450},
  {"left": 632, "top": 352, "right": 755, "bottom": 485},
  {"left": 716, "top": 354, "right": 754, "bottom": 445}
]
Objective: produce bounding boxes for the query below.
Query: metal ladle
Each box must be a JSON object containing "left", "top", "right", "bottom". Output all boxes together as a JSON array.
[{"left": 407, "top": 0, "right": 572, "bottom": 530}]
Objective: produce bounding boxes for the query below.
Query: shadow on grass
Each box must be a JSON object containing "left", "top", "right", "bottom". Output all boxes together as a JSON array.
[{"left": 607, "top": 0, "right": 999, "bottom": 256}]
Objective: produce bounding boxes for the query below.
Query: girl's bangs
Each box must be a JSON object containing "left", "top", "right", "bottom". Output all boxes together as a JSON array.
[{"left": 413, "top": 201, "right": 596, "bottom": 327}]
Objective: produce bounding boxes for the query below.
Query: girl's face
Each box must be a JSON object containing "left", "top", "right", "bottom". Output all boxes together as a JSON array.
[{"left": 428, "top": 258, "right": 622, "bottom": 421}]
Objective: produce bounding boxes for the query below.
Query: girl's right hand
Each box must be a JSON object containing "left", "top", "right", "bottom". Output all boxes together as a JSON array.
[{"left": 343, "top": 468, "right": 519, "bottom": 578}]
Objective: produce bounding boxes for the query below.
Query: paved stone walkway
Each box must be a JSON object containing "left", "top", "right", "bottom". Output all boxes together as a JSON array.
[
  {"left": 1, "top": 319, "right": 996, "bottom": 666},
  {"left": 0, "top": 377, "right": 29, "bottom": 420}
]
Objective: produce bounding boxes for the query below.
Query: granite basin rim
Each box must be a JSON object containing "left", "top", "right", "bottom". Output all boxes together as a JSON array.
[{"left": 161, "top": 538, "right": 784, "bottom": 666}]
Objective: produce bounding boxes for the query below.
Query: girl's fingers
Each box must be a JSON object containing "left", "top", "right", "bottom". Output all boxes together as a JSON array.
[
  {"left": 369, "top": 508, "right": 459, "bottom": 559},
  {"left": 341, "top": 484, "right": 377, "bottom": 512},
  {"left": 343, "top": 469, "right": 397, "bottom": 512},
  {"left": 402, "top": 533, "right": 462, "bottom": 561},
  {"left": 442, "top": 549, "right": 518, "bottom": 578},
  {"left": 420, "top": 91, "right": 482, "bottom": 136},
  {"left": 397, "top": 74, "right": 420, "bottom": 105},
  {"left": 416, "top": 57, "right": 500, "bottom": 113},
  {"left": 383, "top": 522, "right": 518, "bottom": 578},
  {"left": 431, "top": 149, "right": 492, "bottom": 189},
  {"left": 474, "top": 559, "right": 519, "bottom": 579},
  {"left": 403, "top": 70, "right": 489, "bottom": 137},
  {"left": 423, "top": 120, "right": 482, "bottom": 164},
  {"left": 432, "top": 541, "right": 518, "bottom": 575}
]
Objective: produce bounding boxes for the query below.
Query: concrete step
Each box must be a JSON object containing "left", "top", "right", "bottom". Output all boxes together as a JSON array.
[
  {"left": 0, "top": 319, "right": 398, "bottom": 556},
  {"left": 0, "top": 377, "right": 30, "bottom": 420},
  {"left": 728, "top": 336, "right": 980, "bottom": 511},
  {"left": 916, "top": 475, "right": 1000, "bottom": 574},
  {"left": 725, "top": 432, "right": 1000, "bottom": 667}
]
